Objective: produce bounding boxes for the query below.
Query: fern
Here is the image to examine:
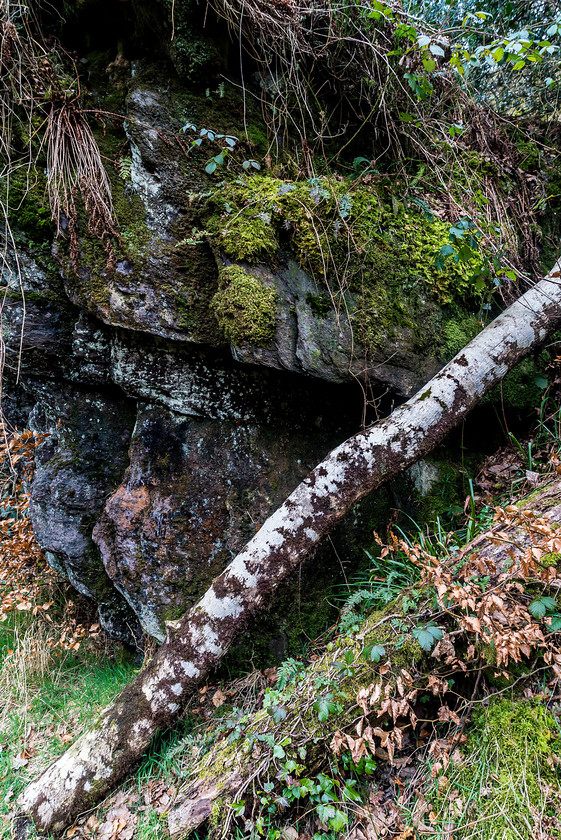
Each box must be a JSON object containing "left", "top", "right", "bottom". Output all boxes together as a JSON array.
[{"left": 117, "top": 155, "right": 132, "bottom": 182}]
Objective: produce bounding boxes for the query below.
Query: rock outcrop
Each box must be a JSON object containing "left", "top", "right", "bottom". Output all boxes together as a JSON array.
[{"left": 1, "top": 23, "right": 489, "bottom": 648}]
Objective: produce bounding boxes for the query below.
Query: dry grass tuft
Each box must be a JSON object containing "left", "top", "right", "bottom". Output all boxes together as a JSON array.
[{"left": 0, "top": 0, "right": 119, "bottom": 274}]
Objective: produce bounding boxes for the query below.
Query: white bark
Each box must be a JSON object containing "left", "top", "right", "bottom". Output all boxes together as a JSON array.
[{"left": 16, "top": 261, "right": 561, "bottom": 836}]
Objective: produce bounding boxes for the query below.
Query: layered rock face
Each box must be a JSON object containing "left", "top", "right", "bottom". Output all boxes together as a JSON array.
[
  {"left": 3, "top": 247, "right": 368, "bottom": 644},
  {"left": 2, "top": 38, "right": 483, "bottom": 648}
]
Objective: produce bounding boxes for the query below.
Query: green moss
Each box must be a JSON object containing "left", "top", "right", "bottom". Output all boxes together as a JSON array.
[
  {"left": 212, "top": 175, "right": 480, "bottom": 296},
  {"left": 60, "top": 165, "right": 153, "bottom": 315},
  {"left": 219, "top": 213, "right": 278, "bottom": 263},
  {"left": 7, "top": 167, "right": 53, "bottom": 241},
  {"left": 306, "top": 293, "right": 332, "bottom": 318},
  {"left": 482, "top": 351, "right": 548, "bottom": 410},
  {"left": 72, "top": 234, "right": 111, "bottom": 309},
  {"left": 113, "top": 185, "right": 151, "bottom": 267},
  {"left": 513, "top": 135, "right": 543, "bottom": 173},
  {"left": 441, "top": 314, "right": 482, "bottom": 358},
  {"left": 428, "top": 699, "right": 561, "bottom": 840},
  {"left": 211, "top": 265, "right": 278, "bottom": 345},
  {"left": 207, "top": 174, "right": 484, "bottom": 355}
]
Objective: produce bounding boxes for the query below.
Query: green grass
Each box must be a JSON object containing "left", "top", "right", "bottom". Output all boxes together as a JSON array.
[
  {"left": 0, "top": 613, "right": 136, "bottom": 838},
  {"left": 0, "top": 611, "right": 209, "bottom": 840}
]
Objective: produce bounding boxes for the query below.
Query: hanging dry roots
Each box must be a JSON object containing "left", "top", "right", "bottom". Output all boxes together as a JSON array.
[
  {"left": 1, "top": 1, "right": 119, "bottom": 274},
  {"left": 45, "top": 101, "right": 120, "bottom": 273}
]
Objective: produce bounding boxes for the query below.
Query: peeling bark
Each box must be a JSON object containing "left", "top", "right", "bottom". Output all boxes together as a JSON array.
[{"left": 16, "top": 262, "right": 561, "bottom": 836}]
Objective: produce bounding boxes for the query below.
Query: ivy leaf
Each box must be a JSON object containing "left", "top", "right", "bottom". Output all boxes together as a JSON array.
[
  {"left": 342, "top": 781, "right": 361, "bottom": 803},
  {"left": 271, "top": 705, "right": 287, "bottom": 723},
  {"left": 205, "top": 160, "right": 217, "bottom": 174},
  {"left": 314, "top": 696, "right": 338, "bottom": 722},
  {"left": 502, "top": 268, "right": 517, "bottom": 280},
  {"left": 529, "top": 596, "right": 557, "bottom": 618},
  {"left": 329, "top": 809, "right": 349, "bottom": 832},
  {"left": 273, "top": 744, "right": 286, "bottom": 759},
  {"left": 413, "top": 624, "right": 443, "bottom": 651},
  {"left": 316, "top": 804, "right": 336, "bottom": 824}
]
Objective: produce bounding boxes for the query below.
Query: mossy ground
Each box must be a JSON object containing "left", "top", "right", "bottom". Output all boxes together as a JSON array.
[{"left": 426, "top": 699, "right": 561, "bottom": 840}]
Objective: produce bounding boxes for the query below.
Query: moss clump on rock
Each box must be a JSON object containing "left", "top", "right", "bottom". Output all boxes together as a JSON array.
[
  {"left": 7, "top": 166, "right": 53, "bottom": 241},
  {"left": 211, "top": 265, "right": 278, "bottom": 345},
  {"left": 210, "top": 175, "right": 482, "bottom": 301},
  {"left": 219, "top": 213, "right": 278, "bottom": 264},
  {"left": 441, "top": 312, "right": 482, "bottom": 358},
  {"left": 207, "top": 174, "right": 488, "bottom": 357}
]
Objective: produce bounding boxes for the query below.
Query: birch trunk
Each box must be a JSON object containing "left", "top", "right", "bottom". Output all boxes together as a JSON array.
[{"left": 15, "top": 262, "right": 561, "bottom": 836}]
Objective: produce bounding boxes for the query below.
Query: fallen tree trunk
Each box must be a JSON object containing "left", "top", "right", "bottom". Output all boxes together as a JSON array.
[
  {"left": 166, "top": 476, "right": 561, "bottom": 840},
  {"left": 16, "top": 261, "right": 561, "bottom": 836}
]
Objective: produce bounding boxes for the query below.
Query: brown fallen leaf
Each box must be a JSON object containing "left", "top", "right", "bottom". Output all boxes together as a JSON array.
[
  {"left": 212, "top": 689, "right": 226, "bottom": 708},
  {"left": 84, "top": 815, "right": 99, "bottom": 832},
  {"left": 97, "top": 794, "right": 137, "bottom": 840}
]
